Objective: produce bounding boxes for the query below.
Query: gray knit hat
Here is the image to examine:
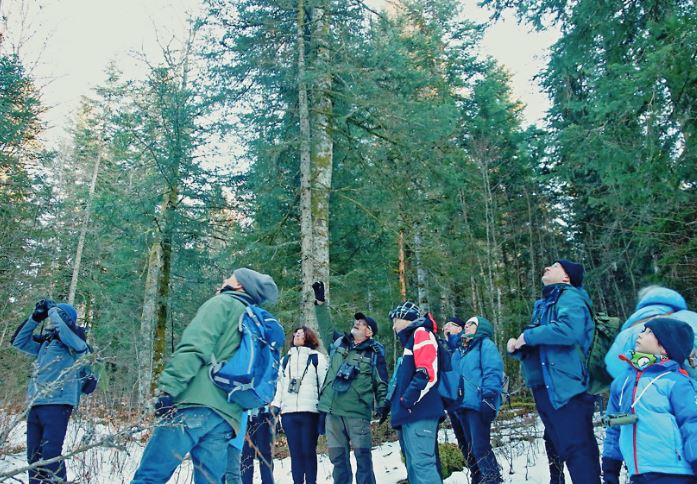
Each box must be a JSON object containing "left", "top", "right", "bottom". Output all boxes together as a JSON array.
[{"left": 233, "top": 268, "right": 278, "bottom": 305}]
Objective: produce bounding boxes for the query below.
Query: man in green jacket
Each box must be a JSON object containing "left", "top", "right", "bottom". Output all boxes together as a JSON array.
[
  {"left": 312, "top": 281, "right": 388, "bottom": 484},
  {"left": 132, "top": 268, "right": 278, "bottom": 484}
]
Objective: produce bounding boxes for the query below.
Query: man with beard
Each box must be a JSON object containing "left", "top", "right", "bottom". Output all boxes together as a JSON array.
[{"left": 312, "top": 281, "right": 388, "bottom": 484}]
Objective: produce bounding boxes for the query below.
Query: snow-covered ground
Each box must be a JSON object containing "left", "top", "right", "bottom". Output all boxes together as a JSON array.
[{"left": 0, "top": 412, "right": 607, "bottom": 483}]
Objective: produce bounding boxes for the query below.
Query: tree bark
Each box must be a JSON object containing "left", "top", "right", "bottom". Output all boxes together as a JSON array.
[
  {"left": 68, "top": 148, "right": 101, "bottom": 305},
  {"left": 297, "top": 0, "right": 316, "bottom": 328},
  {"left": 310, "top": 2, "right": 333, "bottom": 322},
  {"left": 138, "top": 241, "right": 162, "bottom": 405}
]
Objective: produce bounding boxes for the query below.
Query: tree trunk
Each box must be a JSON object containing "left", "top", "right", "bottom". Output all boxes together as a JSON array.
[
  {"left": 414, "top": 229, "right": 429, "bottom": 312},
  {"left": 138, "top": 241, "right": 162, "bottom": 405},
  {"left": 151, "top": 184, "right": 177, "bottom": 390},
  {"left": 68, "top": 149, "right": 101, "bottom": 305},
  {"left": 297, "top": 0, "right": 316, "bottom": 327},
  {"left": 310, "top": 3, "right": 333, "bottom": 321}
]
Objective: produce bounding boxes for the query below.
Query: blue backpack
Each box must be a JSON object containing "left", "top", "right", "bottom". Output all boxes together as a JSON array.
[{"left": 209, "top": 296, "right": 285, "bottom": 410}]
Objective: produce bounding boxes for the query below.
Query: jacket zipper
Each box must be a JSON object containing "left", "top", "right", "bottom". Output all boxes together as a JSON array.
[{"left": 632, "top": 370, "right": 642, "bottom": 475}]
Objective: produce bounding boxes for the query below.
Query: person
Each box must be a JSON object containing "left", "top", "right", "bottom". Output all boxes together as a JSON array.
[
  {"left": 457, "top": 316, "right": 504, "bottom": 484},
  {"left": 241, "top": 407, "right": 275, "bottom": 484},
  {"left": 605, "top": 286, "right": 697, "bottom": 379},
  {"left": 225, "top": 410, "right": 249, "bottom": 484},
  {"left": 271, "top": 326, "right": 328, "bottom": 484},
  {"left": 12, "top": 300, "right": 88, "bottom": 483},
  {"left": 602, "top": 317, "right": 697, "bottom": 484},
  {"left": 312, "top": 281, "right": 388, "bottom": 484},
  {"left": 507, "top": 259, "right": 601, "bottom": 484},
  {"left": 132, "top": 268, "right": 278, "bottom": 484},
  {"left": 442, "top": 317, "right": 474, "bottom": 471},
  {"left": 389, "top": 301, "right": 444, "bottom": 484}
]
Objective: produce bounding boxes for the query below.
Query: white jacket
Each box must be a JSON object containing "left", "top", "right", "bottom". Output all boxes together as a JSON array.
[{"left": 272, "top": 346, "right": 327, "bottom": 414}]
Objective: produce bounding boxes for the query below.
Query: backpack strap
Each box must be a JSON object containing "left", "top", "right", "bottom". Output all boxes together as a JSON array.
[{"left": 308, "top": 352, "right": 320, "bottom": 398}]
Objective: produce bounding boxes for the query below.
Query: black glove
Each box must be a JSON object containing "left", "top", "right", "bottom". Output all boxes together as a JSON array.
[
  {"left": 32, "top": 299, "right": 55, "bottom": 322},
  {"left": 480, "top": 393, "right": 497, "bottom": 421},
  {"left": 601, "top": 457, "right": 622, "bottom": 484},
  {"left": 312, "top": 281, "right": 325, "bottom": 302},
  {"left": 154, "top": 393, "right": 176, "bottom": 418},
  {"left": 376, "top": 405, "right": 390, "bottom": 425}
]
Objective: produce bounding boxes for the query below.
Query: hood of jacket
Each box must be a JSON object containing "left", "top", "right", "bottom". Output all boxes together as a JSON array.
[{"left": 397, "top": 316, "right": 435, "bottom": 347}]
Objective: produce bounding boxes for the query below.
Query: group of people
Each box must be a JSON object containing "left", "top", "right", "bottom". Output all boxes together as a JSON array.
[{"left": 12, "top": 262, "right": 697, "bottom": 484}]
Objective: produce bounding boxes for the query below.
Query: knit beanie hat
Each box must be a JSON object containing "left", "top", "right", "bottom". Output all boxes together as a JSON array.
[
  {"left": 56, "top": 303, "right": 78, "bottom": 326},
  {"left": 557, "top": 259, "right": 585, "bottom": 287},
  {"left": 446, "top": 317, "right": 466, "bottom": 328},
  {"left": 233, "top": 268, "right": 278, "bottom": 305},
  {"left": 645, "top": 317, "right": 695, "bottom": 363},
  {"left": 354, "top": 312, "right": 378, "bottom": 337},
  {"left": 388, "top": 301, "right": 421, "bottom": 322}
]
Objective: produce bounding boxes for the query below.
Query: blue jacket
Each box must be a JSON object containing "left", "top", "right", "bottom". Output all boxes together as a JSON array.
[
  {"left": 457, "top": 318, "right": 504, "bottom": 413},
  {"left": 390, "top": 317, "right": 444, "bottom": 428},
  {"left": 603, "top": 358, "right": 697, "bottom": 477},
  {"left": 510, "top": 284, "right": 594, "bottom": 409},
  {"left": 606, "top": 287, "right": 697, "bottom": 379},
  {"left": 12, "top": 308, "right": 89, "bottom": 407}
]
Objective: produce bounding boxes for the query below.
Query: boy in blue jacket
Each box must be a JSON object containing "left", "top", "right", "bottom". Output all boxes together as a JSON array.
[{"left": 602, "top": 317, "right": 697, "bottom": 484}]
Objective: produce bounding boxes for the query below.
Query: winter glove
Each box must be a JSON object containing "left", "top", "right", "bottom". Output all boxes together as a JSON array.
[
  {"left": 376, "top": 405, "right": 390, "bottom": 425},
  {"left": 312, "top": 281, "right": 325, "bottom": 302},
  {"left": 691, "top": 460, "right": 697, "bottom": 478},
  {"left": 480, "top": 393, "right": 497, "bottom": 421},
  {"left": 154, "top": 393, "right": 176, "bottom": 419},
  {"left": 32, "top": 299, "right": 55, "bottom": 322},
  {"left": 601, "top": 457, "right": 622, "bottom": 484},
  {"left": 400, "top": 368, "right": 429, "bottom": 409}
]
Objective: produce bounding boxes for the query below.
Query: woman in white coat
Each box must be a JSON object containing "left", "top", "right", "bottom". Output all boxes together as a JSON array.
[{"left": 271, "top": 326, "right": 328, "bottom": 484}]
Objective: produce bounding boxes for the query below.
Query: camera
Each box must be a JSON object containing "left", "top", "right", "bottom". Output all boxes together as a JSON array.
[
  {"left": 288, "top": 377, "right": 301, "bottom": 394},
  {"left": 602, "top": 412, "right": 638, "bottom": 427}
]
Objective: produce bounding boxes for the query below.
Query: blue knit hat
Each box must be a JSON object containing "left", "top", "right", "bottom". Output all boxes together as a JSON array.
[
  {"left": 645, "top": 317, "right": 694, "bottom": 363},
  {"left": 557, "top": 259, "right": 584, "bottom": 287},
  {"left": 56, "top": 303, "right": 78, "bottom": 325}
]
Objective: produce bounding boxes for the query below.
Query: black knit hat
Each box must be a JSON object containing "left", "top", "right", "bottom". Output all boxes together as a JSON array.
[
  {"left": 446, "top": 317, "right": 466, "bottom": 328},
  {"left": 355, "top": 312, "right": 378, "bottom": 337},
  {"left": 557, "top": 259, "right": 585, "bottom": 288},
  {"left": 645, "top": 317, "right": 695, "bottom": 363}
]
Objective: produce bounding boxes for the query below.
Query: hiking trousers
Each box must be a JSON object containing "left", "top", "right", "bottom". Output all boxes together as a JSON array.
[
  {"left": 132, "top": 406, "right": 234, "bottom": 484},
  {"left": 283, "top": 412, "right": 320, "bottom": 484},
  {"left": 533, "top": 388, "right": 600, "bottom": 484},
  {"left": 27, "top": 404, "right": 72, "bottom": 484},
  {"left": 457, "top": 409, "right": 502, "bottom": 484},
  {"left": 241, "top": 410, "right": 275, "bottom": 484},
  {"left": 398, "top": 418, "right": 442, "bottom": 484},
  {"left": 325, "top": 414, "right": 375, "bottom": 484}
]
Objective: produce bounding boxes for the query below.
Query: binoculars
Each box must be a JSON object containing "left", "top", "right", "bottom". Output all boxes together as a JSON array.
[{"left": 603, "top": 412, "right": 638, "bottom": 427}]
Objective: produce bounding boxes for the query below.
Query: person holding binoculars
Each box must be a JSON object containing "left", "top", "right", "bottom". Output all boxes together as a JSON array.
[
  {"left": 311, "top": 281, "right": 388, "bottom": 484},
  {"left": 602, "top": 317, "right": 697, "bottom": 484},
  {"left": 11, "top": 298, "right": 88, "bottom": 483},
  {"left": 271, "top": 326, "right": 327, "bottom": 484}
]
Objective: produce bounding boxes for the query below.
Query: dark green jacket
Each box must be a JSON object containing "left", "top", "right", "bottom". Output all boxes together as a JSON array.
[
  {"left": 315, "top": 303, "right": 388, "bottom": 419},
  {"left": 158, "top": 291, "right": 246, "bottom": 433}
]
